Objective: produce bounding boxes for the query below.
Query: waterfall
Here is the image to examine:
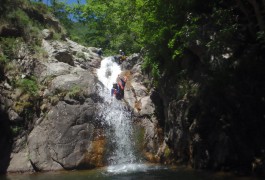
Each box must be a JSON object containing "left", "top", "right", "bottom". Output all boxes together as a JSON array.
[{"left": 97, "top": 57, "right": 137, "bottom": 166}]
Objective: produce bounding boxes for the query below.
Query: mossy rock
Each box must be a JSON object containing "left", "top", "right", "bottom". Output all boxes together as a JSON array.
[
  {"left": 76, "top": 51, "right": 86, "bottom": 60},
  {"left": 20, "top": 93, "right": 30, "bottom": 101},
  {"left": 11, "top": 88, "right": 23, "bottom": 100},
  {"left": 40, "top": 103, "right": 48, "bottom": 112},
  {"left": 164, "top": 145, "right": 171, "bottom": 158},
  {"left": 12, "top": 92, "right": 32, "bottom": 114},
  {"left": 13, "top": 101, "right": 32, "bottom": 114},
  {"left": 133, "top": 126, "right": 145, "bottom": 153},
  {"left": 50, "top": 96, "right": 59, "bottom": 106}
]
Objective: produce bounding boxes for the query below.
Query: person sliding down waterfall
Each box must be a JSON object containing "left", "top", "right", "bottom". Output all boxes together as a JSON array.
[
  {"left": 111, "top": 83, "right": 119, "bottom": 97},
  {"left": 111, "top": 74, "right": 127, "bottom": 100},
  {"left": 118, "top": 50, "right": 126, "bottom": 64},
  {"left": 118, "top": 74, "right": 127, "bottom": 88}
]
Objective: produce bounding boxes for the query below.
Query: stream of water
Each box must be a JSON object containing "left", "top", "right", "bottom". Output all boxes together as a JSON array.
[
  {"left": 97, "top": 57, "right": 137, "bottom": 167},
  {"left": 2, "top": 166, "right": 260, "bottom": 180}
]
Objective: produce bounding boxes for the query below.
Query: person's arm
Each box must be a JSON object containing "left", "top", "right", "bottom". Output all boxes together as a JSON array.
[{"left": 118, "top": 75, "right": 124, "bottom": 83}]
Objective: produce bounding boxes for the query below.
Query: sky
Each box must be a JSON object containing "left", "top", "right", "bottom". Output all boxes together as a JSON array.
[
  {"left": 65, "top": 0, "right": 86, "bottom": 5},
  {"left": 41, "top": 0, "right": 86, "bottom": 21},
  {"left": 43, "top": 0, "right": 86, "bottom": 5}
]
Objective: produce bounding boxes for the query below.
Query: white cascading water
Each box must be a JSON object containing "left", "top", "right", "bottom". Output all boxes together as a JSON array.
[{"left": 97, "top": 57, "right": 140, "bottom": 172}]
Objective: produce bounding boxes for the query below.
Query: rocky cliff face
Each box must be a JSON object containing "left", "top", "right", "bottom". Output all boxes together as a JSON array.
[
  {"left": 0, "top": 28, "right": 165, "bottom": 173},
  {"left": 121, "top": 54, "right": 165, "bottom": 163},
  {"left": 155, "top": 48, "right": 265, "bottom": 176},
  {"left": 0, "top": 31, "right": 105, "bottom": 172}
]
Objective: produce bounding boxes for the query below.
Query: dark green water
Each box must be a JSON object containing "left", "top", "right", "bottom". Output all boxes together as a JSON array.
[{"left": 1, "top": 164, "right": 260, "bottom": 180}]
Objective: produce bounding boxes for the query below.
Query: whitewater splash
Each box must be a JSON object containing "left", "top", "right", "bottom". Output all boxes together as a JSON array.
[
  {"left": 97, "top": 57, "right": 121, "bottom": 91},
  {"left": 97, "top": 57, "right": 137, "bottom": 166}
]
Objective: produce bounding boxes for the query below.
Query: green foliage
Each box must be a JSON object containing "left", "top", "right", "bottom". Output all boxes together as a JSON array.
[
  {"left": 30, "top": 1, "right": 50, "bottom": 14},
  {"left": 16, "top": 77, "right": 39, "bottom": 96},
  {"left": 0, "top": 54, "right": 8, "bottom": 64},
  {"left": 13, "top": 76, "right": 40, "bottom": 122},
  {"left": 50, "top": 1, "right": 74, "bottom": 30},
  {"left": 67, "top": 85, "right": 82, "bottom": 99},
  {"left": 0, "top": 0, "right": 68, "bottom": 46},
  {"left": 7, "top": 9, "right": 30, "bottom": 28},
  {"left": 5, "top": 8, "right": 43, "bottom": 45},
  {"left": 11, "top": 125, "right": 23, "bottom": 136},
  {"left": 0, "top": 0, "right": 28, "bottom": 15},
  {"left": 0, "top": 37, "right": 22, "bottom": 60},
  {"left": 33, "top": 45, "right": 49, "bottom": 60},
  {"left": 52, "top": 31, "right": 62, "bottom": 40},
  {"left": 67, "top": 22, "right": 90, "bottom": 45},
  {"left": 76, "top": 51, "right": 86, "bottom": 59},
  {"left": 164, "top": 145, "right": 171, "bottom": 159},
  {"left": 65, "top": 0, "right": 142, "bottom": 54}
]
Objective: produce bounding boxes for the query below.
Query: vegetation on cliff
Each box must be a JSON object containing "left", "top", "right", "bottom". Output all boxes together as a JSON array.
[{"left": 0, "top": 1, "right": 69, "bottom": 170}]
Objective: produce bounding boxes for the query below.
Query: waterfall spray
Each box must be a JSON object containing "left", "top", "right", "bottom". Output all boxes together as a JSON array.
[{"left": 97, "top": 57, "right": 136, "bottom": 166}]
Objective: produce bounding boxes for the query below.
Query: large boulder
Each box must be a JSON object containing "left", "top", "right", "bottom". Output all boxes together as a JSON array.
[
  {"left": 42, "top": 39, "right": 101, "bottom": 68},
  {"left": 7, "top": 149, "right": 34, "bottom": 173},
  {"left": 50, "top": 67, "right": 95, "bottom": 97},
  {"left": 67, "top": 39, "right": 102, "bottom": 68},
  {"left": 28, "top": 100, "right": 102, "bottom": 170},
  {"left": 24, "top": 39, "right": 102, "bottom": 171},
  {"left": 54, "top": 49, "right": 74, "bottom": 66},
  {"left": 42, "top": 39, "right": 73, "bottom": 66},
  {"left": 41, "top": 62, "right": 71, "bottom": 79}
]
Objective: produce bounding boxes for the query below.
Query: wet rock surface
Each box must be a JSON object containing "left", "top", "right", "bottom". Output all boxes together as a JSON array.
[{"left": 120, "top": 54, "right": 165, "bottom": 163}]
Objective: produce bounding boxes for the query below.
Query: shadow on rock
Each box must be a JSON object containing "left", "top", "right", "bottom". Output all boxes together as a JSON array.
[{"left": 0, "top": 110, "right": 12, "bottom": 174}]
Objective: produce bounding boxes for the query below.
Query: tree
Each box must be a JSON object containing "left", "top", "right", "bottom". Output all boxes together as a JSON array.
[{"left": 67, "top": 0, "right": 142, "bottom": 54}]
